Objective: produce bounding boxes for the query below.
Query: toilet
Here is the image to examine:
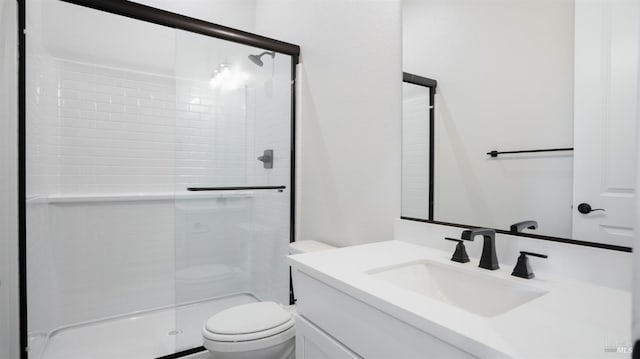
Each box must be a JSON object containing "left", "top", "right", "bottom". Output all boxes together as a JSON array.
[{"left": 202, "top": 240, "right": 336, "bottom": 359}]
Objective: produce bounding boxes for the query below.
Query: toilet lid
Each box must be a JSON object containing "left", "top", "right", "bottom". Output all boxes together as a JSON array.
[{"left": 205, "top": 302, "right": 292, "bottom": 335}]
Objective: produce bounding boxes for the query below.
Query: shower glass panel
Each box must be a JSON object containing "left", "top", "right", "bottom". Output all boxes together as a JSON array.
[
  {"left": 171, "top": 30, "right": 293, "bottom": 354},
  {"left": 24, "top": 1, "right": 294, "bottom": 358}
]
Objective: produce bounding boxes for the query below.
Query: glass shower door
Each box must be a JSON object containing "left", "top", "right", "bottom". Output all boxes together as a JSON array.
[
  {"left": 171, "top": 29, "right": 293, "bottom": 354},
  {"left": 23, "top": 0, "right": 296, "bottom": 357}
]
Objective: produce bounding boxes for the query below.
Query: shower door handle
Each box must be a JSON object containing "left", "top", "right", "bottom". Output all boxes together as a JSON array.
[{"left": 187, "top": 186, "right": 285, "bottom": 192}]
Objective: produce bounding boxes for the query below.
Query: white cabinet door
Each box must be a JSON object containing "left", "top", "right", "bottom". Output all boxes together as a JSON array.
[
  {"left": 295, "top": 314, "right": 361, "bottom": 359},
  {"left": 294, "top": 270, "right": 477, "bottom": 359},
  {"left": 572, "top": 0, "right": 639, "bottom": 247}
]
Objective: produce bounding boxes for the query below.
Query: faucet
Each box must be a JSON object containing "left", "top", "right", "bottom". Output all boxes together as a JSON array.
[
  {"left": 461, "top": 228, "right": 499, "bottom": 270},
  {"left": 510, "top": 220, "right": 538, "bottom": 233}
]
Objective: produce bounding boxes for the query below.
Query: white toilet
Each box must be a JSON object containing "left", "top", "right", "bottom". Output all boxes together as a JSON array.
[{"left": 202, "top": 240, "right": 336, "bottom": 359}]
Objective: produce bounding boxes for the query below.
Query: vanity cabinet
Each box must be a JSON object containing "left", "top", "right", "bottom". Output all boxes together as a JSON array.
[
  {"left": 295, "top": 314, "right": 360, "bottom": 359},
  {"left": 294, "top": 270, "right": 476, "bottom": 359},
  {"left": 290, "top": 240, "right": 632, "bottom": 358}
]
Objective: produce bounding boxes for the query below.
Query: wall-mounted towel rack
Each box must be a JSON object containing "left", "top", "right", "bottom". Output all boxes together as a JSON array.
[
  {"left": 486, "top": 147, "right": 573, "bottom": 158},
  {"left": 187, "top": 186, "right": 286, "bottom": 192}
]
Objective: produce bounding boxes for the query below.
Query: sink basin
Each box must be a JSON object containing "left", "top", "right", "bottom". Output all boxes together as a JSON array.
[{"left": 367, "top": 261, "right": 548, "bottom": 317}]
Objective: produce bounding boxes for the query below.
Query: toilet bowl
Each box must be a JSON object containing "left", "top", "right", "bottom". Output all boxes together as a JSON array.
[
  {"left": 202, "top": 302, "right": 296, "bottom": 359},
  {"left": 202, "top": 240, "right": 336, "bottom": 359}
]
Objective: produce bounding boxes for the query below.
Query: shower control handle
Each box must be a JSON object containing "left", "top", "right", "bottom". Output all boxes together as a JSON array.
[{"left": 257, "top": 149, "right": 274, "bottom": 169}]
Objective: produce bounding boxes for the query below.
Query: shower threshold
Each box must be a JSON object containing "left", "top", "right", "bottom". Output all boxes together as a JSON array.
[{"left": 33, "top": 293, "right": 259, "bottom": 359}]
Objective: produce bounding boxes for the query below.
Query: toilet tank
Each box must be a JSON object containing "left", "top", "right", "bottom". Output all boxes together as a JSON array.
[
  {"left": 289, "top": 240, "right": 336, "bottom": 302},
  {"left": 289, "top": 240, "right": 336, "bottom": 255}
]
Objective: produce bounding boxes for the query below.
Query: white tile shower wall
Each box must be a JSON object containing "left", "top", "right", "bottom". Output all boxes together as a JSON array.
[
  {"left": 174, "top": 197, "right": 252, "bottom": 301},
  {"left": 28, "top": 56, "right": 285, "bottom": 329},
  {"left": 26, "top": 48, "right": 63, "bottom": 336},
  {"left": 46, "top": 200, "right": 176, "bottom": 327},
  {"left": 52, "top": 59, "right": 176, "bottom": 193},
  {"left": 24, "top": 0, "right": 293, "bottom": 351},
  {"left": 42, "top": 197, "right": 260, "bottom": 329},
  {"left": 395, "top": 219, "right": 632, "bottom": 291},
  {"left": 29, "top": 55, "right": 294, "bottom": 328},
  {"left": 174, "top": 80, "right": 251, "bottom": 188},
  {"left": 47, "top": 59, "right": 263, "bottom": 193},
  {"left": 28, "top": 56, "right": 252, "bottom": 330}
]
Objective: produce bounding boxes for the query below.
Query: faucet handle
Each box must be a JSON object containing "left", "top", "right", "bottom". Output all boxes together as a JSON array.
[
  {"left": 520, "top": 251, "right": 548, "bottom": 259},
  {"left": 512, "top": 251, "right": 548, "bottom": 279},
  {"left": 444, "top": 237, "right": 470, "bottom": 263}
]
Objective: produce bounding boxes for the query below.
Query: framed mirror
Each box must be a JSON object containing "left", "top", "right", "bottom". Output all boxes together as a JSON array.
[{"left": 401, "top": 0, "right": 637, "bottom": 251}]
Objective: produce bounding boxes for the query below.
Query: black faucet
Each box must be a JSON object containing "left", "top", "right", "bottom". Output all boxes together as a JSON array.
[
  {"left": 510, "top": 220, "right": 538, "bottom": 233},
  {"left": 461, "top": 228, "right": 499, "bottom": 270}
]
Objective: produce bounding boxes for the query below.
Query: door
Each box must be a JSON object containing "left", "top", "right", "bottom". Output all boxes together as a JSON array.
[{"left": 572, "top": 0, "right": 639, "bottom": 247}]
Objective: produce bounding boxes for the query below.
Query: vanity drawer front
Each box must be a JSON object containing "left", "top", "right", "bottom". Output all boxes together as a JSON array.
[
  {"left": 295, "top": 314, "right": 361, "bottom": 359},
  {"left": 295, "top": 270, "right": 476, "bottom": 359}
]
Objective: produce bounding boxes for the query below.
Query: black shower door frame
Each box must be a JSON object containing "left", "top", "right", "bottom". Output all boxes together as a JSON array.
[{"left": 17, "top": 1, "right": 300, "bottom": 358}]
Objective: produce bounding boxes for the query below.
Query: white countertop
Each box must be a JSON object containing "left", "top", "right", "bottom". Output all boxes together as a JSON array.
[{"left": 288, "top": 240, "right": 631, "bottom": 358}]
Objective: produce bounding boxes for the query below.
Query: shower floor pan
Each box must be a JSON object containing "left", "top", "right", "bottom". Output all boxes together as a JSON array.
[{"left": 35, "top": 293, "right": 259, "bottom": 359}]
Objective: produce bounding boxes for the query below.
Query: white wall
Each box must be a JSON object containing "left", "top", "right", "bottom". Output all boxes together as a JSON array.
[
  {"left": 0, "top": 0, "right": 19, "bottom": 358},
  {"left": 254, "top": 0, "right": 403, "bottom": 247},
  {"left": 403, "top": 0, "right": 574, "bottom": 238},
  {"left": 132, "top": 0, "right": 257, "bottom": 33}
]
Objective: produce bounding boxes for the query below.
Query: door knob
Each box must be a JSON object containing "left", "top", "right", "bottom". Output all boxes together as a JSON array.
[{"left": 577, "top": 203, "right": 605, "bottom": 214}]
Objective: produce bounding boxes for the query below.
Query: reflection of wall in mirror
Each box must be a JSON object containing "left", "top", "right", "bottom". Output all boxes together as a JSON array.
[
  {"left": 402, "top": 83, "right": 431, "bottom": 219},
  {"left": 403, "top": 0, "right": 574, "bottom": 238}
]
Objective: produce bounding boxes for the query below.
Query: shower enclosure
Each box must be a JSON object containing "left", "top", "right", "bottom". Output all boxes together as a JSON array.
[{"left": 21, "top": 1, "right": 299, "bottom": 358}]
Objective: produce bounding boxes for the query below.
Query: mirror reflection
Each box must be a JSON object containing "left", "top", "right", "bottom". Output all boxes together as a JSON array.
[
  {"left": 401, "top": 76, "right": 433, "bottom": 220},
  {"left": 401, "top": 0, "right": 638, "bottom": 247}
]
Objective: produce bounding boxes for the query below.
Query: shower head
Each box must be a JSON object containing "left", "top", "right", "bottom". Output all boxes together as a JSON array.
[{"left": 248, "top": 51, "right": 276, "bottom": 67}]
